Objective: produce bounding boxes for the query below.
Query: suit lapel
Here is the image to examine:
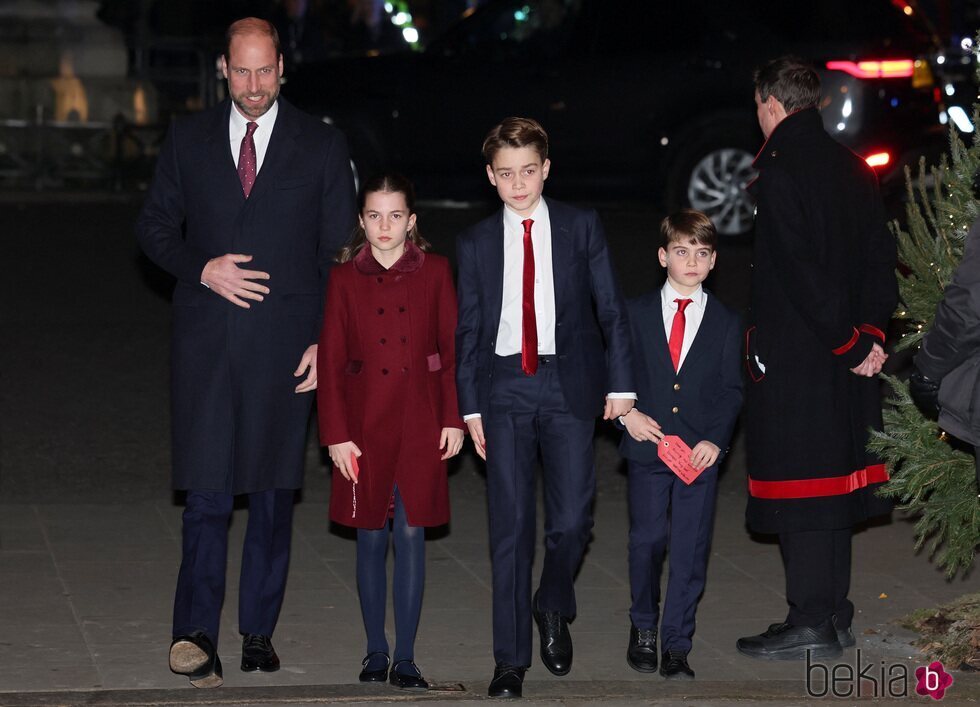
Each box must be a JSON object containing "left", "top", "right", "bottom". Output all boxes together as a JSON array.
[
  {"left": 484, "top": 209, "right": 505, "bottom": 327},
  {"left": 645, "top": 294, "right": 674, "bottom": 373},
  {"left": 244, "top": 98, "right": 299, "bottom": 206},
  {"left": 206, "top": 100, "right": 245, "bottom": 203},
  {"left": 548, "top": 198, "right": 571, "bottom": 314},
  {"left": 680, "top": 293, "right": 718, "bottom": 377}
]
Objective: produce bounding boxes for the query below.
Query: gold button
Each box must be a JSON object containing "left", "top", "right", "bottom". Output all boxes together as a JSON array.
[
  {"left": 673, "top": 383, "right": 681, "bottom": 391},
  {"left": 672, "top": 406, "right": 679, "bottom": 414}
]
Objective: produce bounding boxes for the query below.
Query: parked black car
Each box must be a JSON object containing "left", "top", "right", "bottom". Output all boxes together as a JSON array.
[{"left": 284, "top": 0, "right": 945, "bottom": 236}]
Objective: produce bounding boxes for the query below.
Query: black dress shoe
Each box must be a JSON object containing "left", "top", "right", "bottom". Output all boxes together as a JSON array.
[
  {"left": 837, "top": 626, "right": 856, "bottom": 648},
  {"left": 389, "top": 660, "right": 429, "bottom": 690},
  {"left": 736, "top": 619, "right": 842, "bottom": 660},
  {"left": 358, "top": 652, "right": 390, "bottom": 682},
  {"left": 170, "top": 631, "right": 223, "bottom": 688},
  {"left": 532, "top": 589, "right": 572, "bottom": 676},
  {"left": 241, "top": 633, "right": 280, "bottom": 672},
  {"left": 660, "top": 649, "right": 695, "bottom": 679},
  {"left": 626, "top": 624, "right": 658, "bottom": 673},
  {"left": 488, "top": 665, "right": 526, "bottom": 699}
]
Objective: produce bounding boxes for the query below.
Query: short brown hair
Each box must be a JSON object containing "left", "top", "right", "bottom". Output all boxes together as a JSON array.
[
  {"left": 660, "top": 209, "right": 717, "bottom": 250},
  {"left": 482, "top": 117, "right": 549, "bottom": 165},
  {"left": 224, "top": 18, "right": 281, "bottom": 60},
  {"left": 753, "top": 56, "right": 820, "bottom": 113}
]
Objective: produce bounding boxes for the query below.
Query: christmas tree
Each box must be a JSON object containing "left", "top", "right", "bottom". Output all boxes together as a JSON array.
[{"left": 868, "top": 66, "right": 980, "bottom": 578}]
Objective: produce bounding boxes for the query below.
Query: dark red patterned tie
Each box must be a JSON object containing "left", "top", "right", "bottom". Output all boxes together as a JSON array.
[
  {"left": 521, "top": 218, "right": 538, "bottom": 376},
  {"left": 238, "top": 121, "right": 258, "bottom": 198},
  {"left": 668, "top": 298, "right": 692, "bottom": 372}
]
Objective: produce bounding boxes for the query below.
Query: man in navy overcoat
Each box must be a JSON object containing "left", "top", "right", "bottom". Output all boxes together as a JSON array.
[{"left": 137, "top": 18, "right": 355, "bottom": 687}]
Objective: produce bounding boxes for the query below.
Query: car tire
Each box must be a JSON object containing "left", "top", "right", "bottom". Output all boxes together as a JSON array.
[{"left": 667, "top": 129, "right": 759, "bottom": 238}]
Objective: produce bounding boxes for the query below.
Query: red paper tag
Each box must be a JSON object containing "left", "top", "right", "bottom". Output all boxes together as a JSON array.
[
  {"left": 350, "top": 452, "right": 360, "bottom": 483},
  {"left": 657, "top": 435, "right": 704, "bottom": 485}
]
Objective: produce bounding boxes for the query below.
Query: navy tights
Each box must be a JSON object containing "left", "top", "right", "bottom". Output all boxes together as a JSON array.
[{"left": 356, "top": 487, "right": 425, "bottom": 663}]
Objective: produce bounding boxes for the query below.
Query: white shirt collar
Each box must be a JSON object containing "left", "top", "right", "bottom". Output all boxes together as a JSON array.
[
  {"left": 661, "top": 281, "right": 706, "bottom": 310},
  {"left": 503, "top": 197, "right": 549, "bottom": 233},
  {"left": 229, "top": 99, "right": 279, "bottom": 135}
]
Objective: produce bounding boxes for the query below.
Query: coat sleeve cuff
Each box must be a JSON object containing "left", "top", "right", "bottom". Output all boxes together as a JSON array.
[
  {"left": 833, "top": 331, "right": 876, "bottom": 369},
  {"left": 858, "top": 323, "right": 886, "bottom": 343}
]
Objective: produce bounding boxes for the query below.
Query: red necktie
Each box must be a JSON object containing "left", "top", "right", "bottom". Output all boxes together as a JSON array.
[
  {"left": 668, "top": 298, "right": 692, "bottom": 372},
  {"left": 238, "top": 121, "right": 258, "bottom": 198},
  {"left": 521, "top": 218, "right": 538, "bottom": 376}
]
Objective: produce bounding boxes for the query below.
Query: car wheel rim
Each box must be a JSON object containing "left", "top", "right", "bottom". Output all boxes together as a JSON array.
[{"left": 686, "top": 148, "right": 757, "bottom": 236}]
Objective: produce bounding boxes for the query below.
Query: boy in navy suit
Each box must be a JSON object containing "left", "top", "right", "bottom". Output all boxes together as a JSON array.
[
  {"left": 456, "top": 117, "right": 634, "bottom": 698},
  {"left": 619, "top": 210, "right": 742, "bottom": 680}
]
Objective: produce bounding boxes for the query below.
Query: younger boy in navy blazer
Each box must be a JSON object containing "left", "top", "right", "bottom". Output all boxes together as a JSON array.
[{"left": 619, "top": 210, "right": 742, "bottom": 680}]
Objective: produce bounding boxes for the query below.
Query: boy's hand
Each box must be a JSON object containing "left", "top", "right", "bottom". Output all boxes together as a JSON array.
[
  {"left": 690, "top": 441, "right": 720, "bottom": 469},
  {"left": 604, "top": 397, "right": 634, "bottom": 420},
  {"left": 623, "top": 410, "right": 664, "bottom": 443},
  {"left": 466, "top": 418, "right": 487, "bottom": 460},
  {"left": 439, "top": 427, "right": 465, "bottom": 460},
  {"left": 327, "top": 441, "right": 362, "bottom": 482}
]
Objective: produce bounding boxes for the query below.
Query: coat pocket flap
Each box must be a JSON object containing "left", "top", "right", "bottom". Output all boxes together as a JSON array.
[{"left": 426, "top": 353, "right": 442, "bottom": 372}]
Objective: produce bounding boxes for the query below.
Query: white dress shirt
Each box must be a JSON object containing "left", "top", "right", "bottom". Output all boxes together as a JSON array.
[
  {"left": 495, "top": 200, "right": 557, "bottom": 356},
  {"left": 229, "top": 100, "right": 279, "bottom": 172},
  {"left": 661, "top": 281, "right": 707, "bottom": 372}
]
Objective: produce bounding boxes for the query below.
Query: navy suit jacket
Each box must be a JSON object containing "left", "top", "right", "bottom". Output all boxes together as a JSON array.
[
  {"left": 455, "top": 198, "right": 633, "bottom": 421},
  {"left": 619, "top": 288, "right": 743, "bottom": 465}
]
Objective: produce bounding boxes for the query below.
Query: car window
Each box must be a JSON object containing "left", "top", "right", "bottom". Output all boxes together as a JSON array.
[{"left": 430, "top": 0, "right": 582, "bottom": 59}]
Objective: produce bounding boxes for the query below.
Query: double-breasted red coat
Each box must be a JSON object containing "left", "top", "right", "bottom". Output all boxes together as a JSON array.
[{"left": 317, "top": 242, "right": 463, "bottom": 529}]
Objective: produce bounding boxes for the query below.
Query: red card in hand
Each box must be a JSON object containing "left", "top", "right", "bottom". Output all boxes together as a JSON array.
[
  {"left": 657, "top": 435, "right": 704, "bottom": 485},
  {"left": 349, "top": 452, "right": 359, "bottom": 483}
]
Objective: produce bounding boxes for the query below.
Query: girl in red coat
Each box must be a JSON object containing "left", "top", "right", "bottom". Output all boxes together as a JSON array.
[{"left": 317, "top": 173, "right": 464, "bottom": 690}]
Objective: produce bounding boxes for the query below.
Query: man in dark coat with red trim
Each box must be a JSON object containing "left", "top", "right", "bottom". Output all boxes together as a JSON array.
[{"left": 737, "top": 57, "right": 897, "bottom": 660}]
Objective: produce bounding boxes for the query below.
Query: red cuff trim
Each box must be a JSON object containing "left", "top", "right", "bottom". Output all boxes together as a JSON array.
[
  {"left": 859, "top": 324, "right": 886, "bottom": 343},
  {"left": 747, "top": 464, "right": 889, "bottom": 499},
  {"left": 832, "top": 328, "right": 860, "bottom": 356}
]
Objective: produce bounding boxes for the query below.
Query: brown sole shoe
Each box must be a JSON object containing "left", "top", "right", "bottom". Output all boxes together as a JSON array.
[
  {"left": 189, "top": 655, "right": 223, "bottom": 688},
  {"left": 169, "top": 639, "right": 208, "bottom": 674}
]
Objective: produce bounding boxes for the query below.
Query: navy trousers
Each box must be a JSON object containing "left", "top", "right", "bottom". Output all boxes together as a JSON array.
[
  {"left": 627, "top": 459, "right": 718, "bottom": 653},
  {"left": 484, "top": 355, "right": 596, "bottom": 668},
  {"left": 173, "top": 488, "right": 295, "bottom": 645}
]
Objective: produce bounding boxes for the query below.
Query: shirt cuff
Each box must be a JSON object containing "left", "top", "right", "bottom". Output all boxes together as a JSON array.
[
  {"left": 463, "top": 413, "right": 482, "bottom": 421},
  {"left": 606, "top": 392, "right": 637, "bottom": 399}
]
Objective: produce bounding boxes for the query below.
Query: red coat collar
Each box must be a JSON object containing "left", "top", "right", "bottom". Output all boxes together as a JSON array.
[{"left": 353, "top": 240, "right": 425, "bottom": 275}]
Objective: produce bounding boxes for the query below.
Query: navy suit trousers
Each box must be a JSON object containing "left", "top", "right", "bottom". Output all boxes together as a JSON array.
[
  {"left": 484, "top": 355, "right": 596, "bottom": 668},
  {"left": 627, "top": 459, "right": 718, "bottom": 652},
  {"left": 173, "top": 488, "right": 295, "bottom": 644}
]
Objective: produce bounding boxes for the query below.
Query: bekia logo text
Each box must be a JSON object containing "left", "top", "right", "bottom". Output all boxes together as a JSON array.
[{"left": 806, "top": 650, "right": 954, "bottom": 700}]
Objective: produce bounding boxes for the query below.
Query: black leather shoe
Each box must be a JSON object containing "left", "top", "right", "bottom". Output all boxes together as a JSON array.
[
  {"left": 736, "top": 619, "right": 842, "bottom": 660},
  {"left": 389, "top": 660, "right": 429, "bottom": 690},
  {"left": 169, "top": 632, "right": 223, "bottom": 688},
  {"left": 626, "top": 624, "right": 658, "bottom": 673},
  {"left": 488, "top": 665, "right": 526, "bottom": 699},
  {"left": 240, "top": 633, "right": 280, "bottom": 673},
  {"left": 358, "top": 652, "right": 390, "bottom": 682},
  {"left": 837, "top": 626, "right": 856, "bottom": 648},
  {"left": 532, "top": 589, "right": 572, "bottom": 676},
  {"left": 660, "top": 649, "right": 695, "bottom": 679}
]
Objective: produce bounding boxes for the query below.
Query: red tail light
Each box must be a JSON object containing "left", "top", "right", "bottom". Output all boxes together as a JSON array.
[
  {"left": 865, "top": 151, "right": 891, "bottom": 168},
  {"left": 825, "top": 60, "right": 915, "bottom": 79}
]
